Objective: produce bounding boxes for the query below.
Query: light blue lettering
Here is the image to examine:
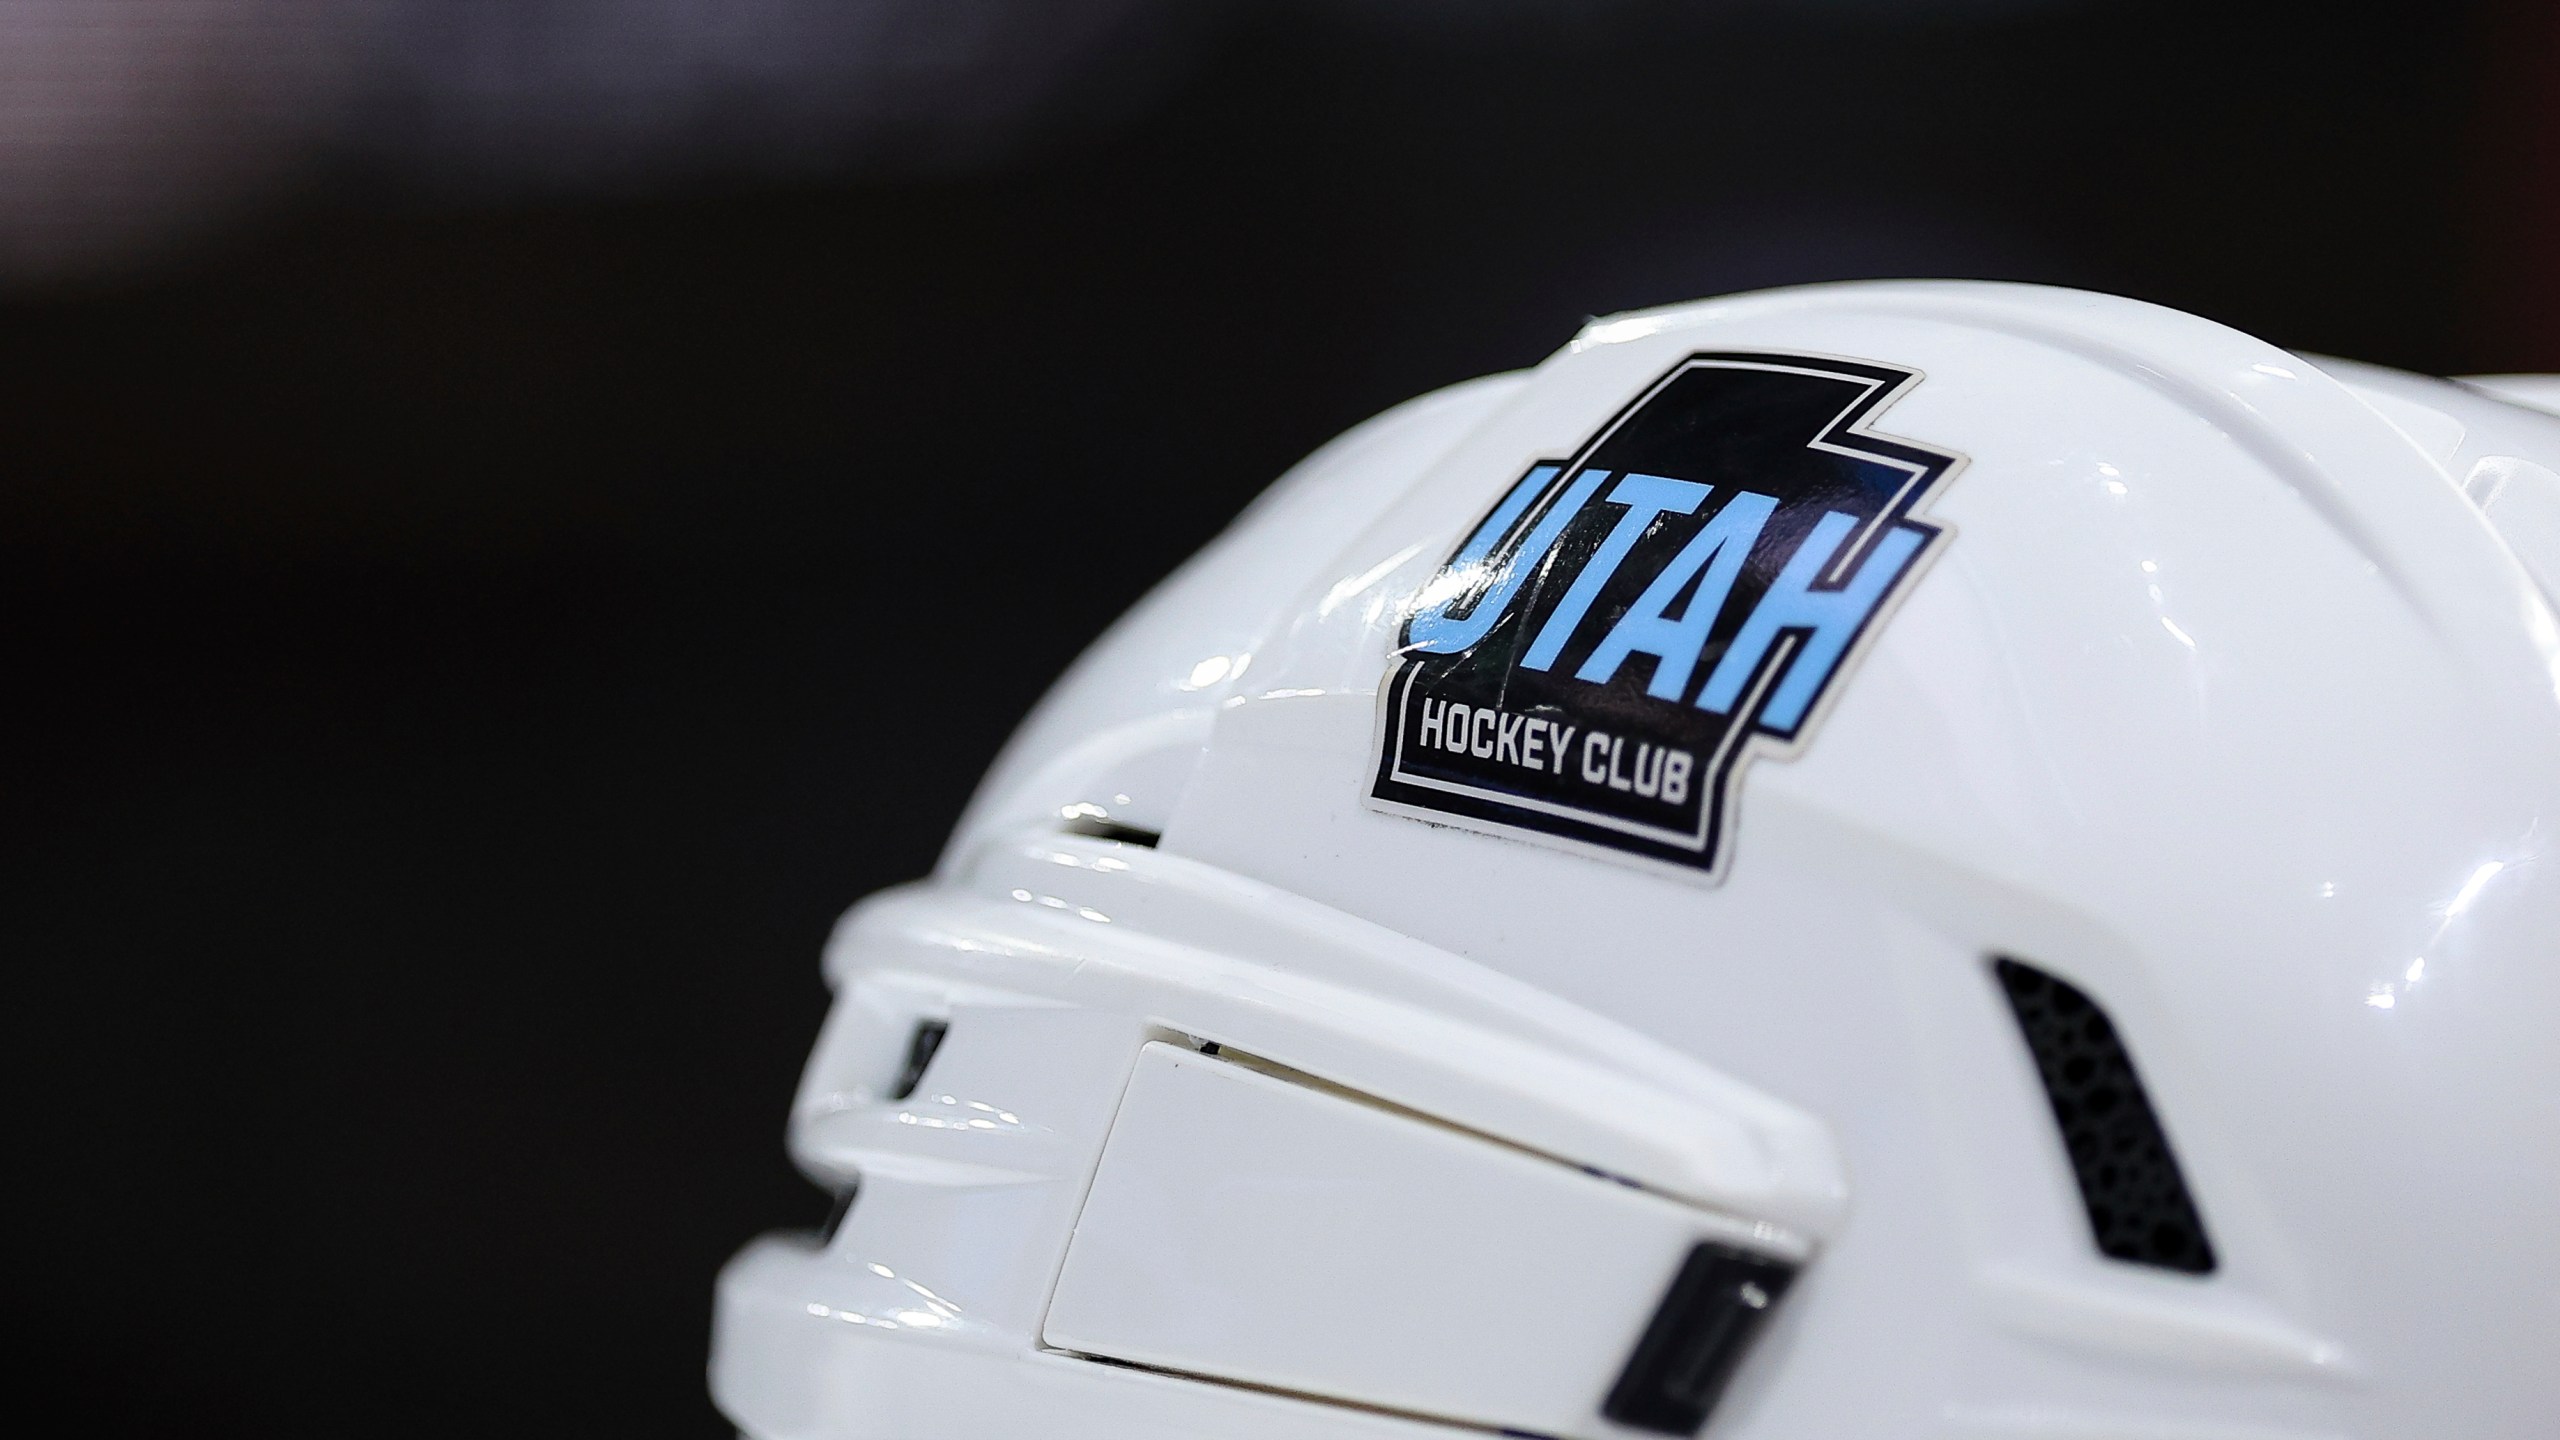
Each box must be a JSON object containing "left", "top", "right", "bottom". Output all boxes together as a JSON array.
[
  {"left": 1407, "top": 465, "right": 1606, "bottom": 655},
  {"left": 1520, "top": 472, "right": 1712, "bottom": 672},
  {"left": 1697, "top": 514, "right": 1927, "bottom": 731},
  {"left": 1573, "top": 490, "right": 1777, "bottom": 701}
]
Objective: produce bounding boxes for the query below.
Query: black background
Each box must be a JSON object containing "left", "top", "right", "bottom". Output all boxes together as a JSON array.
[{"left": 6, "top": 3, "right": 2554, "bottom": 1435}]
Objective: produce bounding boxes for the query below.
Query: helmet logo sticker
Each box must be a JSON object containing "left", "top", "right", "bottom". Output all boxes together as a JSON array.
[{"left": 1369, "top": 351, "right": 1963, "bottom": 880}]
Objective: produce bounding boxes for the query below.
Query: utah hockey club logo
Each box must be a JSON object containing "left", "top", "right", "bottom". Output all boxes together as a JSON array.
[{"left": 1369, "top": 352, "right": 1964, "bottom": 880}]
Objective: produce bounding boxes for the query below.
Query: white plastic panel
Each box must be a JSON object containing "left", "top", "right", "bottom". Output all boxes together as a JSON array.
[
  {"left": 2461, "top": 372, "right": 2560, "bottom": 417},
  {"left": 2466, "top": 454, "right": 2560, "bottom": 604},
  {"left": 1043, "top": 1042, "right": 1789, "bottom": 1439}
]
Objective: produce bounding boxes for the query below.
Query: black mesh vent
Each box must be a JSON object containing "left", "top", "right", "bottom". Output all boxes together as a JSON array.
[{"left": 1994, "top": 958, "right": 2217, "bottom": 1274}]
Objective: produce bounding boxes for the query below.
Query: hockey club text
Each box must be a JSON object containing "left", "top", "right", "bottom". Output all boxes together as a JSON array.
[{"left": 1368, "top": 352, "right": 1964, "bottom": 879}]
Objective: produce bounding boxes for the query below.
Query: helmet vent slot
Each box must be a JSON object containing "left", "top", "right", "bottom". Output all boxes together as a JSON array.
[
  {"left": 1060, "top": 814, "right": 1161, "bottom": 846},
  {"left": 1993, "top": 958, "right": 2217, "bottom": 1275},
  {"left": 1604, "top": 1240, "right": 1798, "bottom": 1436},
  {"left": 817, "top": 1185, "right": 859, "bottom": 1245},
  {"left": 884, "top": 1019, "right": 949, "bottom": 1103}
]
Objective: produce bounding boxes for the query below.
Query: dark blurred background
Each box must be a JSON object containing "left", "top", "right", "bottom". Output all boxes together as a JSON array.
[{"left": 7, "top": 1, "right": 2556, "bottom": 1434}]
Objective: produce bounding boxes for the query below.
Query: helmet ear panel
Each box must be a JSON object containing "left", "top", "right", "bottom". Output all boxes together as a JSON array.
[
  {"left": 716, "top": 829, "right": 1836, "bottom": 1440},
  {"left": 1046, "top": 1042, "right": 1802, "bottom": 1438}
]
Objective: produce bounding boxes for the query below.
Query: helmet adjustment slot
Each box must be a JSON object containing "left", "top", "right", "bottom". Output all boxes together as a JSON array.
[{"left": 1603, "top": 1240, "right": 1799, "bottom": 1437}]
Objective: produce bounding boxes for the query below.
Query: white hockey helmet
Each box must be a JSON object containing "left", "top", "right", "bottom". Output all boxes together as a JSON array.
[{"left": 711, "top": 281, "right": 2560, "bottom": 1440}]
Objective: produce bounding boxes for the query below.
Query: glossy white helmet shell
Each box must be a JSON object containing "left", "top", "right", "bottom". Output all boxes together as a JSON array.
[{"left": 714, "top": 281, "right": 2560, "bottom": 1440}]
